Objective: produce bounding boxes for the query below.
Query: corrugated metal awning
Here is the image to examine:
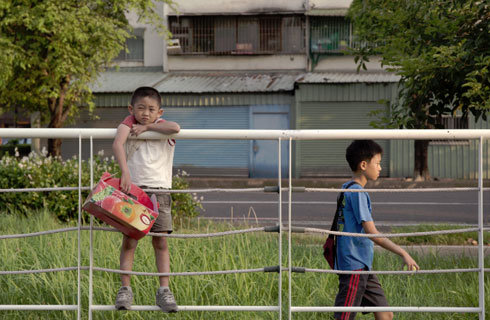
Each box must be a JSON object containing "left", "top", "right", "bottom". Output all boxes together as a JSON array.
[
  {"left": 153, "top": 73, "right": 298, "bottom": 93},
  {"left": 90, "top": 70, "right": 400, "bottom": 94},
  {"left": 90, "top": 71, "right": 166, "bottom": 93},
  {"left": 91, "top": 71, "right": 299, "bottom": 94},
  {"left": 295, "top": 72, "right": 401, "bottom": 83}
]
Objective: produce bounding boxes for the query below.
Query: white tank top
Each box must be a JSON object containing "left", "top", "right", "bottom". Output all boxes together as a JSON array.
[{"left": 121, "top": 116, "right": 175, "bottom": 188}]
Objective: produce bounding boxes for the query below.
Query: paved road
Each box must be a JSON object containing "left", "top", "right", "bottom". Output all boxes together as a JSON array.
[{"left": 196, "top": 190, "right": 490, "bottom": 227}]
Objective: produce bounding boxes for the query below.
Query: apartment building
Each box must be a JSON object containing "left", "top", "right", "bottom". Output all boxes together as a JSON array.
[{"left": 74, "top": 0, "right": 489, "bottom": 179}]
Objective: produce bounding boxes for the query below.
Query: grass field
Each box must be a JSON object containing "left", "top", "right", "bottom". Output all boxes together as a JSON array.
[{"left": 0, "top": 210, "right": 488, "bottom": 319}]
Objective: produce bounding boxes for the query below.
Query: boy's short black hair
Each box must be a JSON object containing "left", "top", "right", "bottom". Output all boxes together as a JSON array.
[
  {"left": 345, "top": 140, "right": 383, "bottom": 172},
  {"left": 130, "top": 86, "right": 162, "bottom": 107}
]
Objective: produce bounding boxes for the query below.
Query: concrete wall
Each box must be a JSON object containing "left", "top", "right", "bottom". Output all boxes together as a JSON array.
[
  {"left": 313, "top": 56, "right": 386, "bottom": 72},
  {"left": 118, "top": 4, "right": 164, "bottom": 67},
  {"left": 117, "top": 0, "right": 359, "bottom": 69},
  {"left": 168, "top": 0, "right": 354, "bottom": 15},
  {"left": 168, "top": 55, "right": 307, "bottom": 71},
  {"left": 169, "top": 0, "right": 305, "bottom": 15},
  {"left": 309, "top": 0, "right": 352, "bottom": 9}
]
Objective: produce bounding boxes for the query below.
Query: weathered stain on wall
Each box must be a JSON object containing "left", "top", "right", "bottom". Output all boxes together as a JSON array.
[{"left": 168, "top": 0, "right": 305, "bottom": 15}]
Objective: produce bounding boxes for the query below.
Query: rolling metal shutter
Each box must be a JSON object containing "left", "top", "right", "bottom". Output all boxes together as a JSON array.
[
  {"left": 390, "top": 117, "right": 490, "bottom": 179},
  {"left": 297, "top": 101, "right": 390, "bottom": 177},
  {"left": 164, "top": 106, "right": 250, "bottom": 176}
]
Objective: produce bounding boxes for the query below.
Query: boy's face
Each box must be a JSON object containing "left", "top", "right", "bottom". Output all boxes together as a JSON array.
[
  {"left": 128, "top": 96, "right": 163, "bottom": 125},
  {"left": 360, "top": 153, "right": 382, "bottom": 181}
]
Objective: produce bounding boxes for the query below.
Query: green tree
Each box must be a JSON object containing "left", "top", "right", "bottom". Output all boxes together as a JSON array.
[
  {"left": 0, "top": 0, "right": 172, "bottom": 156},
  {"left": 349, "top": 0, "right": 489, "bottom": 180}
]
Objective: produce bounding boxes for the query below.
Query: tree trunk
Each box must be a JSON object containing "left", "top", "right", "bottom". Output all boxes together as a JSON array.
[
  {"left": 47, "top": 77, "right": 70, "bottom": 157},
  {"left": 414, "top": 140, "right": 430, "bottom": 181},
  {"left": 47, "top": 105, "right": 63, "bottom": 157},
  {"left": 47, "top": 137, "right": 62, "bottom": 157}
]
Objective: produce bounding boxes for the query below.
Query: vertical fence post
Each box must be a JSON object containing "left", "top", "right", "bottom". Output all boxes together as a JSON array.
[
  {"left": 89, "top": 137, "right": 94, "bottom": 320},
  {"left": 277, "top": 138, "right": 282, "bottom": 320},
  {"left": 77, "top": 134, "right": 82, "bottom": 320},
  {"left": 478, "top": 136, "right": 485, "bottom": 320},
  {"left": 288, "top": 137, "right": 292, "bottom": 320}
]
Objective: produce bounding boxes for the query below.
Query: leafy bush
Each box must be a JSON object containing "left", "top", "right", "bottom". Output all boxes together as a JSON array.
[
  {"left": 0, "top": 149, "right": 202, "bottom": 222},
  {"left": 0, "top": 139, "right": 30, "bottom": 158},
  {"left": 171, "top": 169, "right": 203, "bottom": 224}
]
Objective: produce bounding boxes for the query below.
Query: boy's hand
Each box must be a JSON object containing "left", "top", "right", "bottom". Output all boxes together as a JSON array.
[
  {"left": 120, "top": 171, "right": 132, "bottom": 194},
  {"left": 130, "top": 124, "right": 148, "bottom": 137},
  {"left": 402, "top": 254, "right": 420, "bottom": 271}
]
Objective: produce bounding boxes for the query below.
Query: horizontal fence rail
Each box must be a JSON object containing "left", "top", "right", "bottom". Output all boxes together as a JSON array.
[
  {"left": 91, "top": 305, "right": 281, "bottom": 312},
  {"left": 0, "top": 128, "right": 487, "bottom": 320},
  {"left": 4, "top": 186, "right": 489, "bottom": 193},
  {"left": 291, "top": 306, "right": 482, "bottom": 313},
  {"left": 1, "top": 128, "right": 490, "bottom": 140},
  {"left": 2, "top": 225, "right": 487, "bottom": 240}
]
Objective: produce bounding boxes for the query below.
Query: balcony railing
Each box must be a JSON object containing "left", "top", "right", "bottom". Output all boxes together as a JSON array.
[{"left": 168, "top": 15, "right": 305, "bottom": 55}]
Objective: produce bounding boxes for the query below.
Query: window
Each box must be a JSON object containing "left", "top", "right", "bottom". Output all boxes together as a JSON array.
[
  {"left": 115, "top": 28, "right": 144, "bottom": 61},
  {"left": 310, "top": 16, "right": 351, "bottom": 54},
  {"left": 259, "top": 17, "right": 281, "bottom": 52},
  {"left": 168, "top": 15, "right": 305, "bottom": 55},
  {"left": 430, "top": 115, "right": 470, "bottom": 145}
]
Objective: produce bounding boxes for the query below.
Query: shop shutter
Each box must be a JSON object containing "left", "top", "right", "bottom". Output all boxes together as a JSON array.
[
  {"left": 164, "top": 106, "right": 250, "bottom": 176},
  {"left": 297, "top": 101, "right": 390, "bottom": 177}
]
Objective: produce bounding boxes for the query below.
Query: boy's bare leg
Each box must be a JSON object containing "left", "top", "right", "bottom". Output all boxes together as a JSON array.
[
  {"left": 375, "top": 311, "right": 394, "bottom": 320},
  {"left": 153, "top": 233, "right": 177, "bottom": 312},
  {"left": 120, "top": 234, "right": 139, "bottom": 286},
  {"left": 115, "top": 234, "right": 139, "bottom": 310},
  {"left": 152, "top": 234, "right": 170, "bottom": 286}
]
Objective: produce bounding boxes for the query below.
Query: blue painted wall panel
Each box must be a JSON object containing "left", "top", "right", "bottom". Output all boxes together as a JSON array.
[
  {"left": 250, "top": 105, "right": 290, "bottom": 177},
  {"left": 164, "top": 106, "right": 249, "bottom": 168}
]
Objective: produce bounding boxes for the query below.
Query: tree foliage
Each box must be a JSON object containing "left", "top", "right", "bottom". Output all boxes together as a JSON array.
[
  {"left": 349, "top": 0, "right": 489, "bottom": 179},
  {"left": 0, "top": 0, "right": 171, "bottom": 156}
]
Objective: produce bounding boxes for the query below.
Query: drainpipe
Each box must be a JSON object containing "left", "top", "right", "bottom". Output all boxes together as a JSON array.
[
  {"left": 162, "top": 3, "right": 169, "bottom": 73},
  {"left": 304, "top": 0, "right": 311, "bottom": 72}
]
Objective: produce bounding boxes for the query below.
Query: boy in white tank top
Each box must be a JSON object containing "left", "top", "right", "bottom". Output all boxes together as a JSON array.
[{"left": 112, "top": 87, "right": 180, "bottom": 313}]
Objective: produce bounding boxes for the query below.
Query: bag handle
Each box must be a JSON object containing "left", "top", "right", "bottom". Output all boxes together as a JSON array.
[
  {"left": 329, "top": 181, "right": 359, "bottom": 233},
  {"left": 101, "top": 173, "right": 117, "bottom": 182},
  {"left": 101, "top": 172, "right": 139, "bottom": 200}
]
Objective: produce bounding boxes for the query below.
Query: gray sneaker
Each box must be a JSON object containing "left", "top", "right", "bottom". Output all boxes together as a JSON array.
[
  {"left": 115, "top": 286, "right": 133, "bottom": 310},
  {"left": 156, "top": 288, "right": 178, "bottom": 313}
]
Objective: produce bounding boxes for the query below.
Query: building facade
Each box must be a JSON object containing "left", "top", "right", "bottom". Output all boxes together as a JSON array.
[{"left": 60, "top": 0, "right": 489, "bottom": 179}]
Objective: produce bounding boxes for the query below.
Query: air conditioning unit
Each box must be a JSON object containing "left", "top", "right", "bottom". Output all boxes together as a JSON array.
[{"left": 167, "top": 39, "right": 182, "bottom": 54}]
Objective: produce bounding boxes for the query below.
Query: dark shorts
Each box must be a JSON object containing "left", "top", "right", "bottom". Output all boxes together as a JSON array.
[
  {"left": 140, "top": 187, "right": 173, "bottom": 234},
  {"left": 334, "top": 269, "right": 389, "bottom": 320}
]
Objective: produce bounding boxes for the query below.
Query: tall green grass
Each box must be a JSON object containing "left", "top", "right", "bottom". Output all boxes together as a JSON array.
[
  {"left": 390, "top": 224, "right": 490, "bottom": 246},
  {"left": 0, "top": 211, "right": 488, "bottom": 319}
]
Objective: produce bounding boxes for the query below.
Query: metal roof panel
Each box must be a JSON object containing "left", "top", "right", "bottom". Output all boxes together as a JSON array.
[
  {"left": 90, "top": 71, "right": 399, "bottom": 94},
  {"left": 90, "top": 72, "right": 166, "bottom": 93},
  {"left": 153, "top": 73, "right": 299, "bottom": 93},
  {"left": 295, "top": 72, "right": 400, "bottom": 83}
]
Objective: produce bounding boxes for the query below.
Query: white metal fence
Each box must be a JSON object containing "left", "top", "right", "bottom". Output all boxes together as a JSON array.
[{"left": 0, "top": 128, "right": 488, "bottom": 319}]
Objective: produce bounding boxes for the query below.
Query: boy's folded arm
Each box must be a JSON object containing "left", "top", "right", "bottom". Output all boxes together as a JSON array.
[
  {"left": 362, "top": 220, "right": 420, "bottom": 270},
  {"left": 146, "top": 121, "right": 180, "bottom": 135}
]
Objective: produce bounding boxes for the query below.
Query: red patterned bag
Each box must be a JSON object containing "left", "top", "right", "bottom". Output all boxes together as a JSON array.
[{"left": 83, "top": 172, "right": 159, "bottom": 240}]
